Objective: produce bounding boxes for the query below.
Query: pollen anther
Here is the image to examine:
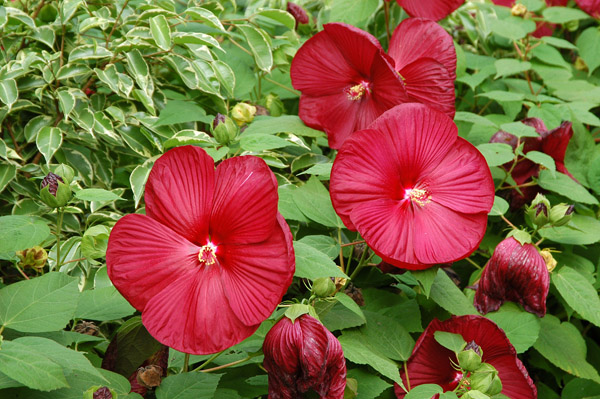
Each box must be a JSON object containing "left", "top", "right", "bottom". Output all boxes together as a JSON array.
[
  {"left": 198, "top": 242, "right": 218, "bottom": 266},
  {"left": 345, "top": 82, "right": 369, "bottom": 101},
  {"left": 404, "top": 187, "right": 431, "bottom": 207}
]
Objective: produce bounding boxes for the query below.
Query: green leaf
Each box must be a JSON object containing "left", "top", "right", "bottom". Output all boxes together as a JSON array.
[
  {"left": 184, "top": 7, "right": 226, "bottom": 32},
  {"left": 24, "top": 115, "right": 53, "bottom": 143},
  {"left": 489, "top": 18, "right": 526, "bottom": 40},
  {"left": 534, "top": 314, "right": 600, "bottom": 382},
  {"left": 361, "top": 311, "right": 415, "bottom": 361},
  {"left": 525, "top": 151, "right": 556, "bottom": 172},
  {"left": 130, "top": 162, "right": 153, "bottom": 208},
  {"left": 156, "top": 372, "right": 222, "bottom": 399},
  {"left": 0, "top": 215, "right": 50, "bottom": 253},
  {"left": 500, "top": 121, "right": 539, "bottom": 138},
  {"left": 36, "top": 126, "right": 63, "bottom": 164},
  {"left": 68, "top": 45, "right": 113, "bottom": 62},
  {"left": 237, "top": 25, "right": 273, "bottom": 72},
  {"left": 75, "top": 188, "right": 122, "bottom": 202},
  {"left": 552, "top": 266, "right": 600, "bottom": 328},
  {"left": 434, "top": 331, "right": 466, "bottom": 353},
  {"left": 293, "top": 176, "right": 342, "bottom": 228},
  {"left": 477, "top": 91, "right": 525, "bottom": 102},
  {"left": 405, "top": 384, "right": 444, "bottom": 399},
  {"left": 278, "top": 184, "right": 308, "bottom": 223},
  {"left": 154, "top": 100, "right": 210, "bottom": 126},
  {"left": 240, "top": 134, "right": 290, "bottom": 152},
  {"left": 0, "top": 340, "right": 67, "bottom": 391},
  {"left": 150, "top": 14, "right": 172, "bottom": 50},
  {"left": 537, "top": 170, "right": 598, "bottom": 205},
  {"left": 253, "top": 9, "right": 295, "bottom": 30},
  {"left": 577, "top": 27, "right": 600, "bottom": 75},
  {"left": 454, "top": 112, "right": 498, "bottom": 127},
  {"left": 494, "top": 59, "right": 531, "bottom": 79},
  {"left": 531, "top": 44, "right": 570, "bottom": 69},
  {"left": 0, "top": 272, "right": 79, "bottom": 332},
  {"left": 81, "top": 224, "right": 110, "bottom": 259},
  {"left": 539, "top": 214, "right": 600, "bottom": 245},
  {"left": 125, "top": 50, "right": 151, "bottom": 94},
  {"left": 244, "top": 116, "right": 322, "bottom": 137},
  {"left": 346, "top": 369, "right": 392, "bottom": 399},
  {"left": 561, "top": 378, "right": 600, "bottom": 399},
  {"left": 293, "top": 241, "right": 348, "bottom": 279},
  {"left": 486, "top": 303, "right": 541, "bottom": 353},
  {"left": 0, "top": 164, "right": 16, "bottom": 193},
  {"left": 543, "top": 7, "right": 590, "bottom": 23},
  {"left": 57, "top": 90, "right": 76, "bottom": 119},
  {"left": 297, "top": 235, "right": 339, "bottom": 259},
  {"left": 489, "top": 196, "right": 509, "bottom": 216},
  {"left": 315, "top": 295, "right": 366, "bottom": 331},
  {"left": 476, "top": 143, "right": 514, "bottom": 167},
  {"left": 430, "top": 268, "right": 478, "bottom": 316},
  {"left": 541, "top": 36, "right": 578, "bottom": 50},
  {"left": 75, "top": 285, "right": 136, "bottom": 321},
  {"left": 328, "top": 0, "right": 379, "bottom": 27},
  {"left": 0, "top": 79, "right": 18, "bottom": 107}
]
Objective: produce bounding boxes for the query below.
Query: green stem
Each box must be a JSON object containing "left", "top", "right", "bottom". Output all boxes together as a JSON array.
[
  {"left": 55, "top": 207, "right": 64, "bottom": 269},
  {"left": 183, "top": 353, "right": 190, "bottom": 373},
  {"left": 192, "top": 350, "right": 226, "bottom": 371},
  {"left": 199, "top": 353, "right": 260, "bottom": 373},
  {"left": 384, "top": 0, "right": 391, "bottom": 45},
  {"left": 262, "top": 75, "right": 300, "bottom": 96},
  {"left": 349, "top": 246, "right": 370, "bottom": 281}
]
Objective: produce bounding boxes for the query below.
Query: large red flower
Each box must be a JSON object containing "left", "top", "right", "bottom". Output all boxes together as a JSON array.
[
  {"left": 106, "top": 146, "right": 295, "bottom": 355},
  {"left": 475, "top": 237, "right": 549, "bottom": 317},
  {"left": 394, "top": 0, "right": 464, "bottom": 21},
  {"left": 388, "top": 18, "right": 456, "bottom": 117},
  {"left": 490, "top": 118, "right": 574, "bottom": 208},
  {"left": 291, "top": 23, "right": 408, "bottom": 149},
  {"left": 395, "top": 315, "right": 537, "bottom": 399},
  {"left": 575, "top": 0, "right": 600, "bottom": 18},
  {"left": 263, "top": 313, "right": 346, "bottom": 399},
  {"left": 330, "top": 103, "right": 494, "bottom": 270}
]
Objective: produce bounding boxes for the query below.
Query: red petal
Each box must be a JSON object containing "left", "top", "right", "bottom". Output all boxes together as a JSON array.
[
  {"left": 144, "top": 146, "right": 214, "bottom": 244},
  {"left": 210, "top": 156, "right": 278, "bottom": 245},
  {"left": 541, "top": 121, "right": 573, "bottom": 176},
  {"left": 142, "top": 266, "right": 258, "bottom": 355},
  {"left": 219, "top": 214, "right": 295, "bottom": 326},
  {"left": 396, "top": 0, "right": 464, "bottom": 21},
  {"left": 389, "top": 18, "right": 456, "bottom": 80},
  {"left": 424, "top": 137, "right": 494, "bottom": 214},
  {"left": 106, "top": 214, "right": 199, "bottom": 311},
  {"left": 575, "top": 0, "right": 600, "bottom": 18}
]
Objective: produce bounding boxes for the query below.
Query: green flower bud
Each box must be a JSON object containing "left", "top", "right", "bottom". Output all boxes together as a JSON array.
[
  {"left": 457, "top": 341, "right": 482, "bottom": 372},
  {"left": 53, "top": 164, "right": 75, "bottom": 184},
  {"left": 486, "top": 375, "right": 503, "bottom": 396},
  {"left": 549, "top": 204, "right": 574, "bottom": 227},
  {"left": 470, "top": 363, "right": 498, "bottom": 393},
  {"left": 526, "top": 193, "right": 550, "bottom": 228},
  {"left": 211, "top": 113, "right": 239, "bottom": 145},
  {"left": 263, "top": 94, "right": 285, "bottom": 117},
  {"left": 565, "top": 19, "right": 579, "bottom": 31},
  {"left": 231, "top": 103, "right": 257, "bottom": 126},
  {"left": 312, "top": 277, "right": 336, "bottom": 298},
  {"left": 461, "top": 390, "right": 490, "bottom": 399},
  {"left": 40, "top": 173, "right": 72, "bottom": 208},
  {"left": 16, "top": 246, "right": 48, "bottom": 271}
]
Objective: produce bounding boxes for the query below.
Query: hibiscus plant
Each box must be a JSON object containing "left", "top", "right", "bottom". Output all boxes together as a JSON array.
[{"left": 1, "top": 0, "right": 600, "bottom": 398}]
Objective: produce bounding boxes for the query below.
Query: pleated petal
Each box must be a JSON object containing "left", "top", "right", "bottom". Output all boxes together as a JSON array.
[
  {"left": 106, "top": 213, "right": 200, "bottom": 311},
  {"left": 399, "top": 58, "right": 455, "bottom": 117},
  {"left": 396, "top": 0, "right": 464, "bottom": 21},
  {"left": 424, "top": 137, "right": 494, "bottom": 214},
  {"left": 142, "top": 267, "right": 259, "bottom": 355},
  {"left": 219, "top": 214, "right": 295, "bottom": 326},
  {"left": 144, "top": 146, "right": 214, "bottom": 244},
  {"left": 210, "top": 156, "right": 278, "bottom": 245}
]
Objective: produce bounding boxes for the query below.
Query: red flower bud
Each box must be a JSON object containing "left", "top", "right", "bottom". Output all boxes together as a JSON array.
[
  {"left": 93, "top": 387, "right": 113, "bottom": 399},
  {"left": 475, "top": 237, "right": 549, "bottom": 317},
  {"left": 287, "top": 2, "right": 309, "bottom": 26},
  {"left": 263, "top": 314, "right": 346, "bottom": 398},
  {"left": 41, "top": 172, "right": 64, "bottom": 196}
]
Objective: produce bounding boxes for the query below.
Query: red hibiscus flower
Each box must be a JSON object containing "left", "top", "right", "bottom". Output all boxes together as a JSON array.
[
  {"left": 388, "top": 18, "right": 456, "bottom": 117},
  {"left": 330, "top": 103, "right": 494, "bottom": 270},
  {"left": 106, "top": 146, "right": 295, "bottom": 355},
  {"left": 490, "top": 118, "right": 574, "bottom": 208},
  {"left": 263, "top": 312, "right": 346, "bottom": 398},
  {"left": 575, "top": 0, "right": 600, "bottom": 18},
  {"left": 394, "top": 0, "right": 465, "bottom": 21},
  {"left": 291, "top": 23, "right": 408, "bottom": 149},
  {"left": 474, "top": 237, "right": 549, "bottom": 317},
  {"left": 395, "top": 315, "right": 537, "bottom": 399}
]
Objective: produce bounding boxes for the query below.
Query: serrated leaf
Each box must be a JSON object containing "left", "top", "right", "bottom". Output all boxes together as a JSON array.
[
  {"left": 494, "top": 59, "right": 531, "bottom": 79},
  {"left": 434, "top": 331, "right": 466, "bottom": 353},
  {"left": 293, "top": 241, "right": 348, "bottom": 279},
  {"left": 525, "top": 151, "right": 556, "bottom": 172},
  {"left": 243, "top": 116, "right": 322, "bottom": 137},
  {"left": 150, "top": 14, "right": 172, "bottom": 50},
  {"left": 361, "top": 311, "right": 415, "bottom": 361},
  {"left": 0, "top": 272, "right": 79, "bottom": 332},
  {"left": 539, "top": 214, "right": 600, "bottom": 245},
  {"left": 237, "top": 25, "right": 273, "bottom": 72},
  {"left": 36, "top": 126, "right": 63, "bottom": 164},
  {"left": 500, "top": 122, "right": 539, "bottom": 138},
  {"left": 329, "top": 0, "right": 379, "bottom": 27},
  {"left": 486, "top": 303, "right": 541, "bottom": 353},
  {"left": 476, "top": 143, "right": 514, "bottom": 167},
  {"left": 292, "top": 176, "right": 342, "bottom": 228},
  {"left": 0, "top": 215, "right": 50, "bottom": 253},
  {"left": 405, "top": 384, "right": 444, "bottom": 399},
  {"left": 552, "top": 266, "right": 600, "bottom": 328}
]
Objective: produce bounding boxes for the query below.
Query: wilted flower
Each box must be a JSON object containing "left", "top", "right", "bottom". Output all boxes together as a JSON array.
[
  {"left": 474, "top": 237, "right": 549, "bottom": 317},
  {"left": 393, "top": 0, "right": 465, "bottom": 21},
  {"left": 263, "top": 312, "right": 346, "bottom": 398},
  {"left": 395, "top": 315, "right": 537, "bottom": 399},
  {"left": 106, "top": 146, "right": 295, "bottom": 354},
  {"left": 330, "top": 104, "right": 494, "bottom": 270},
  {"left": 231, "top": 102, "right": 257, "bottom": 126},
  {"left": 490, "top": 118, "right": 575, "bottom": 208},
  {"left": 16, "top": 246, "right": 48, "bottom": 271},
  {"left": 575, "top": 0, "right": 600, "bottom": 18}
]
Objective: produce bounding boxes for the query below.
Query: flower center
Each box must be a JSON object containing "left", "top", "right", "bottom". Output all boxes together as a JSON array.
[
  {"left": 404, "top": 187, "right": 431, "bottom": 207},
  {"left": 198, "top": 242, "right": 217, "bottom": 266},
  {"left": 345, "top": 81, "right": 370, "bottom": 101}
]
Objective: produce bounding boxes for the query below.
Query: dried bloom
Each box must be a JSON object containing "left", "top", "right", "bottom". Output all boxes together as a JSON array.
[
  {"left": 263, "top": 313, "right": 346, "bottom": 398},
  {"left": 475, "top": 237, "right": 550, "bottom": 317}
]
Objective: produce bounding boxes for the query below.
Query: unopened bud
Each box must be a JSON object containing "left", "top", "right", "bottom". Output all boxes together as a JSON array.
[
  {"left": 16, "top": 246, "right": 48, "bottom": 270},
  {"left": 549, "top": 204, "right": 573, "bottom": 227},
  {"left": 461, "top": 390, "right": 490, "bottom": 399},
  {"left": 263, "top": 93, "right": 284, "bottom": 116},
  {"left": 84, "top": 386, "right": 115, "bottom": 399},
  {"left": 211, "top": 113, "right": 238, "bottom": 145},
  {"left": 458, "top": 341, "right": 483, "bottom": 371},
  {"left": 526, "top": 193, "right": 550, "bottom": 227},
  {"left": 539, "top": 249, "right": 557, "bottom": 272},
  {"left": 574, "top": 57, "right": 588, "bottom": 71},
  {"left": 136, "top": 365, "right": 163, "bottom": 389},
  {"left": 231, "top": 103, "right": 256, "bottom": 126},
  {"left": 312, "top": 277, "right": 336, "bottom": 298},
  {"left": 53, "top": 164, "right": 75, "bottom": 184},
  {"left": 511, "top": 3, "right": 527, "bottom": 17},
  {"left": 40, "top": 172, "right": 71, "bottom": 208},
  {"left": 487, "top": 375, "right": 503, "bottom": 396},
  {"left": 287, "top": 2, "right": 309, "bottom": 27},
  {"left": 470, "top": 363, "right": 498, "bottom": 393},
  {"left": 565, "top": 19, "right": 579, "bottom": 31}
]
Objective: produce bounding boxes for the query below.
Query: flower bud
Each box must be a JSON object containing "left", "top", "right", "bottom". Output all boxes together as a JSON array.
[
  {"left": 565, "top": 19, "right": 579, "bottom": 31},
  {"left": 549, "top": 204, "right": 574, "bottom": 227},
  {"left": 231, "top": 103, "right": 257, "bottom": 126},
  {"left": 287, "top": 2, "right": 309, "bottom": 27},
  {"left": 136, "top": 365, "right": 163, "bottom": 389},
  {"left": 461, "top": 390, "right": 490, "bottom": 399},
  {"left": 84, "top": 386, "right": 115, "bottom": 399},
  {"left": 262, "top": 93, "right": 285, "bottom": 116},
  {"left": 16, "top": 246, "right": 48, "bottom": 270},
  {"left": 312, "top": 277, "right": 336, "bottom": 298},
  {"left": 574, "top": 57, "right": 588, "bottom": 72},
  {"left": 211, "top": 113, "right": 239, "bottom": 145},
  {"left": 40, "top": 172, "right": 71, "bottom": 208},
  {"left": 457, "top": 341, "right": 482, "bottom": 372},
  {"left": 470, "top": 363, "right": 498, "bottom": 393},
  {"left": 53, "top": 164, "right": 75, "bottom": 184},
  {"left": 486, "top": 375, "right": 503, "bottom": 396},
  {"left": 526, "top": 193, "right": 550, "bottom": 227},
  {"left": 511, "top": 3, "right": 527, "bottom": 17}
]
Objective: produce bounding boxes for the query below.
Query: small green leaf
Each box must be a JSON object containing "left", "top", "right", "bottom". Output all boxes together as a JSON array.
[
  {"left": 434, "top": 331, "right": 466, "bottom": 353},
  {"left": 489, "top": 196, "right": 509, "bottom": 216},
  {"left": 0, "top": 79, "right": 18, "bottom": 107},
  {"left": 75, "top": 188, "right": 122, "bottom": 202},
  {"left": 240, "top": 134, "right": 290, "bottom": 152},
  {"left": 328, "top": 0, "right": 379, "bottom": 27},
  {"left": 69, "top": 45, "right": 113, "bottom": 62},
  {"left": 130, "top": 162, "right": 153, "bottom": 208},
  {"left": 237, "top": 25, "right": 273, "bottom": 72},
  {"left": 293, "top": 241, "right": 348, "bottom": 279},
  {"left": 36, "top": 126, "right": 63, "bottom": 164},
  {"left": 405, "top": 384, "right": 444, "bottom": 399},
  {"left": 150, "top": 15, "right": 172, "bottom": 50},
  {"left": 243, "top": 116, "right": 322, "bottom": 137},
  {"left": 494, "top": 59, "right": 531, "bottom": 79},
  {"left": 0, "top": 164, "right": 16, "bottom": 194},
  {"left": 525, "top": 151, "right": 556, "bottom": 173},
  {"left": 500, "top": 122, "right": 539, "bottom": 138},
  {"left": 476, "top": 143, "right": 514, "bottom": 167},
  {"left": 184, "top": 7, "right": 226, "bottom": 32},
  {"left": 0, "top": 215, "right": 51, "bottom": 253},
  {"left": 552, "top": 266, "right": 600, "bottom": 328}
]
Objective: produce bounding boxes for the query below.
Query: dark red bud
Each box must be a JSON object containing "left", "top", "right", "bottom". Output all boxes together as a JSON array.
[
  {"left": 535, "top": 203, "right": 548, "bottom": 217},
  {"left": 287, "top": 2, "right": 309, "bottom": 26},
  {"left": 85, "top": 88, "right": 95, "bottom": 96},
  {"left": 464, "top": 340, "right": 482, "bottom": 356},
  {"left": 212, "top": 113, "right": 226, "bottom": 130},
  {"left": 93, "top": 387, "right": 112, "bottom": 399},
  {"left": 41, "top": 172, "right": 64, "bottom": 196},
  {"left": 566, "top": 204, "right": 575, "bottom": 215}
]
